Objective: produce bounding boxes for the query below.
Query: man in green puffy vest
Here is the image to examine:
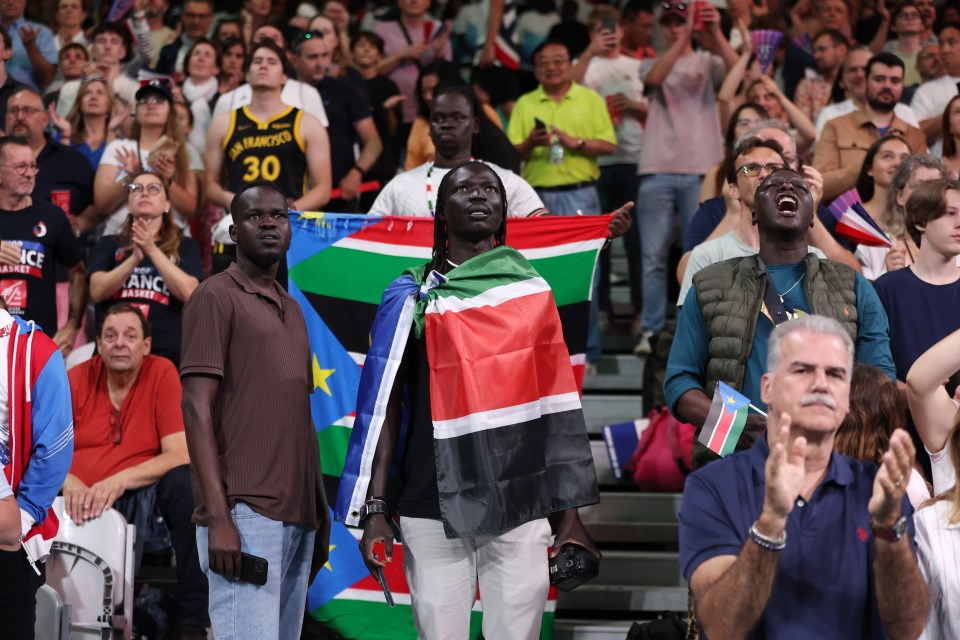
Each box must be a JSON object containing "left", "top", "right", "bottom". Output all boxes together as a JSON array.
[{"left": 665, "top": 168, "right": 896, "bottom": 467}]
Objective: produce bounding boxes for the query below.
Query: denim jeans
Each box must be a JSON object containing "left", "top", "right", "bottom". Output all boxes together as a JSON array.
[
  {"left": 114, "top": 465, "right": 209, "bottom": 629},
  {"left": 536, "top": 184, "right": 603, "bottom": 363},
  {"left": 197, "top": 501, "right": 314, "bottom": 640},
  {"left": 637, "top": 173, "right": 703, "bottom": 333},
  {"left": 597, "top": 164, "right": 641, "bottom": 314}
]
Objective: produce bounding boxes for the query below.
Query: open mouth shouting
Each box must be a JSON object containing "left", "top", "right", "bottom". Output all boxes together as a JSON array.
[{"left": 776, "top": 192, "right": 799, "bottom": 216}]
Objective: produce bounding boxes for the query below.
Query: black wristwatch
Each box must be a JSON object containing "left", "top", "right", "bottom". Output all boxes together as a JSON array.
[
  {"left": 871, "top": 515, "right": 908, "bottom": 542},
  {"left": 358, "top": 500, "right": 388, "bottom": 524}
]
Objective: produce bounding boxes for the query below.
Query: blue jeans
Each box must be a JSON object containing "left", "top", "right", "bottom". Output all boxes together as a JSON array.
[
  {"left": 637, "top": 173, "right": 702, "bottom": 333},
  {"left": 536, "top": 184, "right": 603, "bottom": 363},
  {"left": 197, "top": 501, "right": 315, "bottom": 640}
]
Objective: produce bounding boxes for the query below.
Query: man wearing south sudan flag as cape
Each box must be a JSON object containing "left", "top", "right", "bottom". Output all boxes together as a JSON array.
[{"left": 335, "top": 161, "right": 626, "bottom": 638}]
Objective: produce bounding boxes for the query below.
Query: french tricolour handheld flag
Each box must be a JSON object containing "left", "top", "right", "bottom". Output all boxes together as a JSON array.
[
  {"left": 699, "top": 382, "right": 751, "bottom": 458},
  {"left": 828, "top": 189, "right": 893, "bottom": 248}
]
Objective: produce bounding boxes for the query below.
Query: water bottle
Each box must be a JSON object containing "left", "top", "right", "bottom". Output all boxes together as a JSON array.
[{"left": 549, "top": 135, "right": 564, "bottom": 164}]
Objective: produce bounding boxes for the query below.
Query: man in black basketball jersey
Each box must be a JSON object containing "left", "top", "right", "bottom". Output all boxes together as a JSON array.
[{"left": 205, "top": 40, "right": 331, "bottom": 274}]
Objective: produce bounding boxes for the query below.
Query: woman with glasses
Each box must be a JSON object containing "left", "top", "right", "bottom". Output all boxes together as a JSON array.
[
  {"left": 89, "top": 172, "right": 202, "bottom": 367},
  {"left": 94, "top": 81, "right": 203, "bottom": 237}
]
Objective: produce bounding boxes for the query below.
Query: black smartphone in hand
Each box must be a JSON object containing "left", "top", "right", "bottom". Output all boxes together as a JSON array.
[
  {"left": 237, "top": 552, "right": 268, "bottom": 586},
  {"left": 534, "top": 117, "right": 546, "bottom": 130}
]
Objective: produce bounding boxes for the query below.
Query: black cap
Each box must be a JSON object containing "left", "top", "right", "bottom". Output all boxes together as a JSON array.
[{"left": 135, "top": 79, "right": 173, "bottom": 103}]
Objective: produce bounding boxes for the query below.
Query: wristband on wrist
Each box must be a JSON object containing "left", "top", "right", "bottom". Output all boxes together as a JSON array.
[
  {"left": 749, "top": 521, "right": 786, "bottom": 551},
  {"left": 351, "top": 165, "right": 365, "bottom": 175}
]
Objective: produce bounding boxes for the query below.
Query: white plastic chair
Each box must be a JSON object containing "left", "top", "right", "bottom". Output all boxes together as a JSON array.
[
  {"left": 34, "top": 583, "right": 71, "bottom": 639},
  {"left": 45, "top": 496, "right": 135, "bottom": 639}
]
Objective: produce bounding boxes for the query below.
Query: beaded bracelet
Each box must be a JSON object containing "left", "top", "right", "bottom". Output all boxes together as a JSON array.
[{"left": 749, "top": 522, "right": 787, "bottom": 551}]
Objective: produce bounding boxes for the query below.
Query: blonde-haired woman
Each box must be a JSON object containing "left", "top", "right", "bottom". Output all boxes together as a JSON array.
[
  {"left": 89, "top": 171, "right": 202, "bottom": 367},
  {"left": 94, "top": 81, "right": 203, "bottom": 236}
]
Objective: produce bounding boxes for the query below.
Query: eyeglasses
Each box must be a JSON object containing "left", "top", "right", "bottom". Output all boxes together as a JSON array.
[
  {"left": 7, "top": 106, "right": 43, "bottom": 118},
  {"left": 109, "top": 409, "right": 123, "bottom": 445},
  {"left": 738, "top": 162, "right": 785, "bottom": 177},
  {"left": 897, "top": 11, "right": 921, "bottom": 20},
  {"left": 662, "top": 2, "right": 687, "bottom": 9},
  {"left": 0, "top": 162, "right": 40, "bottom": 175},
  {"left": 128, "top": 182, "right": 164, "bottom": 195},
  {"left": 137, "top": 96, "right": 166, "bottom": 105}
]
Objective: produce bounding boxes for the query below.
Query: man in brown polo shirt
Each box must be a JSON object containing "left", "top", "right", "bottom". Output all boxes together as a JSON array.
[
  {"left": 813, "top": 52, "right": 927, "bottom": 201},
  {"left": 180, "top": 180, "right": 329, "bottom": 640}
]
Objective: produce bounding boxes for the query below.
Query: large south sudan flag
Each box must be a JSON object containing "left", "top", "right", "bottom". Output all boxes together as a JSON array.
[{"left": 288, "top": 212, "right": 610, "bottom": 637}]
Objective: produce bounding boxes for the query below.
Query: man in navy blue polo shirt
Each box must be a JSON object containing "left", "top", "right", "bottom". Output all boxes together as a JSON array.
[{"left": 679, "top": 315, "right": 928, "bottom": 639}]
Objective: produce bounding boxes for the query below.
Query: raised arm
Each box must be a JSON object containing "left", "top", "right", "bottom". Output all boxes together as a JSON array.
[
  {"left": 691, "top": 419, "right": 805, "bottom": 637},
  {"left": 905, "top": 328, "right": 960, "bottom": 453}
]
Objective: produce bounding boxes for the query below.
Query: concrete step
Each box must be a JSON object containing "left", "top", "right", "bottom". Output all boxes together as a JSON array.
[
  {"left": 582, "top": 395, "right": 644, "bottom": 434},
  {"left": 556, "top": 551, "right": 687, "bottom": 613},
  {"left": 583, "top": 355, "right": 644, "bottom": 392},
  {"left": 580, "top": 490, "right": 682, "bottom": 545},
  {"left": 554, "top": 620, "right": 636, "bottom": 640}
]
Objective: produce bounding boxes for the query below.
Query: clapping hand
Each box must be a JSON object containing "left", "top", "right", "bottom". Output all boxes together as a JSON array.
[{"left": 868, "top": 429, "right": 915, "bottom": 528}]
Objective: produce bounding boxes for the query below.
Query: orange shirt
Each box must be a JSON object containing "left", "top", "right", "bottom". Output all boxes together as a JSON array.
[{"left": 68, "top": 355, "right": 184, "bottom": 486}]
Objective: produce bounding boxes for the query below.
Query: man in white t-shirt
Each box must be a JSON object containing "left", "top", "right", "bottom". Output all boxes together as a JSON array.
[
  {"left": 369, "top": 84, "right": 546, "bottom": 218},
  {"left": 574, "top": 5, "right": 646, "bottom": 324},
  {"left": 910, "top": 22, "right": 960, "bottom": 154}
]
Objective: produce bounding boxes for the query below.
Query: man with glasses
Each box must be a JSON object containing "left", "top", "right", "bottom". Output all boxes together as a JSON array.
[
  {"left": 876, "top": 2, "right": 927, "bottom": 88},
  {"left": 507, "top": 38, "right": 616, "bottom": 371},
  {"left": 665, "top": 165, "right": 895, "bottom": 468},
  {"left": 7, "top": 87, "right": 95, "bottom": 228},
  {"left": 62, "top": 303, "right": 208, "bottom": 640},
  {"left": 677, "top": 138, "right": 828, "bottom": 305},
  {"left": 156, "top": 0, "right": 214, "bottom": 76},
  {"left": 0, "top": 136, "right": 86, "bottom": 355}
]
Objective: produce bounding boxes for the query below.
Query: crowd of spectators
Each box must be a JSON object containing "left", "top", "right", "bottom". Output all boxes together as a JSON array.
[{"left": 4, "top": 0, "right": 960, "bottom": 637}]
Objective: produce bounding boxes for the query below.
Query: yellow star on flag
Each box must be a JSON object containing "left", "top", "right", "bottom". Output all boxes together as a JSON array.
[
  {"left": 312, "top": 354, "right": 335, "bottom": 396},
  {"left": 726, "top": 396, "right": 735, "bottom": 406},
  {"left": 323, "top": 544, "right": 336, "bottom": 572}
]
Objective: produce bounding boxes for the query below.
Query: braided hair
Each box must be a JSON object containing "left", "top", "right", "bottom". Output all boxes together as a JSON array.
[{"left": 429, "top": 161, "right": 508, "bottom": 274}]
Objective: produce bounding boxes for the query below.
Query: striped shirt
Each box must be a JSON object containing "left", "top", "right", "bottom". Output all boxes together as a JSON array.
[
  {"left": 915, "top": 500, "right": 960, "bottom": 639},
  {"left": 180, "top": 262, "right": 319, "bottom": 527}
]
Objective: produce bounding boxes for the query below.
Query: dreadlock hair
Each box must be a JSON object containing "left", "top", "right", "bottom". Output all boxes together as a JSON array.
[{"left": 429, "top": 161, "right": 508, "bottom": 274}]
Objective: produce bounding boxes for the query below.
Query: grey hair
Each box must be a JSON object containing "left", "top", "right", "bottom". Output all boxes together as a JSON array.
[
  {"left": 882, "top": 154, "right": 949, "bottom": 241},
  {"left": 736, "top": 119, "right": 796, "bottom": 153},
  {"left": 767, "top": 315, "right": 854, "bottom": 379}
]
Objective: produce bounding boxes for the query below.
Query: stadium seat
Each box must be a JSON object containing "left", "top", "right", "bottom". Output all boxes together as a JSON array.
[
  {"left": 34, "top": 583, "right": 71, "bottom": 639},
  {"left": 45, "top": 496, "right": 135, "bottom": 639}
]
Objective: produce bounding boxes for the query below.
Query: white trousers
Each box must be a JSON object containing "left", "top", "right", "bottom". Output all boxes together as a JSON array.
[{"left": 400, "top": 516, "right": 552, "bottom": 640}]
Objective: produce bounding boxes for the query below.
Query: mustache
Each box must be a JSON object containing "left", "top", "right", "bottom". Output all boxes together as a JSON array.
[{"left": 801, "top": 393, "right": 836, "bottom": 409}]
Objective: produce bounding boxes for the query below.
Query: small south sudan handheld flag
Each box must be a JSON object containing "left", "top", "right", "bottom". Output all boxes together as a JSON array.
[{"left": 699, "top": 382, "right": 751, "bottom": 457}]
